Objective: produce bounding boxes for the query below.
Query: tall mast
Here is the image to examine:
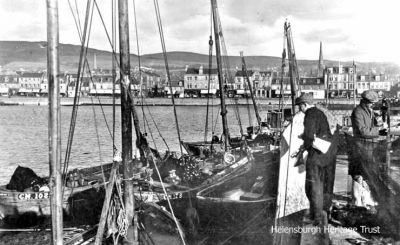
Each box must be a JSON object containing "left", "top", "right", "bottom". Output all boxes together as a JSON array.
[
  {"left": 211, "top": 0, "right": 230, "bottom": 150},
  {"left": 240, "top": 51, "right": 261, "bottom": 127},
  {"left": 118, "top": 0, "right": 136, "bottom": 243},
  {"left": 284, "top": 21, "right": 298, "bottom": 113},
  {"left": 46, "top": 0, "right": 63, "bottom": 244}
]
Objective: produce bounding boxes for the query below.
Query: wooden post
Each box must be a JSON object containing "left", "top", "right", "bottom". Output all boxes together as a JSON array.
[
  {"left": 118, "top": 0, "right": 136, "bottom": 244},
  {"left": 47, "top": 0, "right": 63, "bottom": 244}
]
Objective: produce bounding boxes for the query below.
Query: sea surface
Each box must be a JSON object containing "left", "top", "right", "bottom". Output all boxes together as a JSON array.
[{"left": 0, "top": 104, "right": 350, "bottom": 185}]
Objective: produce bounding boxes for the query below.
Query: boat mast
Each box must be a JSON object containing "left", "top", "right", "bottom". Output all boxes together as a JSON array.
[
  {"left": 211, "top": 0, "right": 230, "bottom": 150},
  {"left": 46, "top": 0, "right": 63, "bottom": 244},
  {"left": 118, "top": 0, "right": 136, "bottom": 243},
  {"left": 284, "top": 21, "right": 298, "bottom": 113},
  {"left": 240, "top": 51, "right": 261, "bottom": 128}
]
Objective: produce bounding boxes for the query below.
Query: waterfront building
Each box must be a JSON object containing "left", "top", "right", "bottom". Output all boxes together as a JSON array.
[
  {"left": 232, "top": 70, "right": 254, "bottom": 97},
  {"left": 66, "top": 74, "right": 91, "bottom": 97},
  {"left": 184, "top": 65, "right": 218, "bottom": 97},
  {"left": 270, "top": 72, "right": 325, "bottom": 99},
  {"left": 18, "top": 72, "right": 45, "bottom": 96},
  {"left": 357, "top": 73, "right": 391, "bottom": 97},
  {"left": 298, "top": 76, "right": 325, "bottom": 99},
  {"left": 231, "top": 69, "right": 273, "bottom": 98},
  {"left": 0, "top": 74, "right": 19, "bottom": 96},
  {"left": 325, "top": 65, "right": 356, "bottom": 98},
  {"left": 270, "top": 74, "right": 291, "bottom": 98},
  {"left": 89, "top": 74, "right": 121, "bottom": 96},
  {"left": 132, "top": 67, "right": 162, "bottom": 97},
  {"left": 255, "top": 71, "right": 273, "bottom": 98},
  {"left": 165, "top": 79, "right": 184, "bottom": 98}
]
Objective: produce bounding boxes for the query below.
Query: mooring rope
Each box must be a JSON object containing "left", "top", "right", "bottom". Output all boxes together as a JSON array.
[{"left": 150, "top": 155, "right": 187, "bottom": 245}]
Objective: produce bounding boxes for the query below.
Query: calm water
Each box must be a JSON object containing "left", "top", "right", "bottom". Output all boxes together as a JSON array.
[
  {"left": 0, "top": 104, "right": 264, "bottom": 185},
  {"left": 0, "top": 104, "right": 350, "bottom": 185}
]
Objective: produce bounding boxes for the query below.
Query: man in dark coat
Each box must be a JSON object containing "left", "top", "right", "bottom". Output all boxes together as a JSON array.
[
  {"left": 349, "top": 90, "right": 381, "bottom": 180},
  {"left": 349, "top": 90, "right": 387, "bottom": 207},
  {"left": 296, "top": 93, "right": 339, "bottom": 227},
  {"left": 351, "top": 90, "right": 382, "bottom": 138}
]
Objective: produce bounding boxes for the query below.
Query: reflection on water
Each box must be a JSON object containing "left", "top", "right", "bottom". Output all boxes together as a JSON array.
[{"left": 0, "top": 104, "right": 349, "bottom": 185}]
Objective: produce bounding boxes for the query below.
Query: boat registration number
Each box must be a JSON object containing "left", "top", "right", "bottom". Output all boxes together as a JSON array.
[
  {"left": 18, "top": 192, "right": 50, "bottom": 200},
  {"left": 159, "top": 192, "right": 183, "bottom": 200}
]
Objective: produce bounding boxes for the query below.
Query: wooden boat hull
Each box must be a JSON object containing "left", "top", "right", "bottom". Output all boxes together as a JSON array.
[
  {"left": 0, "top": 182, "right": 103, "bottom": 226},
  {"left": 0, "top": 184, "right": 101, "bottom": 215},
  {"left": 196, "top": 151, "right": 279, "bottom": 231},
  {"left": 144, "top": 154, "right": 253, "bottom": 231},
  {"left": 138, "top": 202, "right": 186, "bottom": 245}
]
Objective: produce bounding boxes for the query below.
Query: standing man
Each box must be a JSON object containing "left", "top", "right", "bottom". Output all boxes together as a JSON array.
[
  {"left": 349, "top": 90, "right": 387, "bottom": 207},
  {"left": 295, "top": 93, "right": 339, "bottom": 227},
  {"left": 351, "top": 90, "right": 385, "bottom": 138}
]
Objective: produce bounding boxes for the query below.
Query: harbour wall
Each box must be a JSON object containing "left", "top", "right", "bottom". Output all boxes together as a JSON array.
[{"left": 0, "top": 96, "right": 356, "bottom": 110}]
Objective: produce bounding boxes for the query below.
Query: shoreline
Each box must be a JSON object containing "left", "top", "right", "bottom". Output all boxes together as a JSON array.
[{"left": 0, "top": 96, "right": 356, "bottom": 110}]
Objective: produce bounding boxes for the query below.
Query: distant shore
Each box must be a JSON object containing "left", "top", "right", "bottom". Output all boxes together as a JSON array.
[{"left": 0, "top": 96, "right": 356, "bottom": 110}]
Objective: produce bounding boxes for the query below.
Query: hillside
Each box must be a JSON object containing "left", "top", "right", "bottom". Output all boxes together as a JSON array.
[{"left": 0, "top": 41, "right": 399, "bottom": 75}]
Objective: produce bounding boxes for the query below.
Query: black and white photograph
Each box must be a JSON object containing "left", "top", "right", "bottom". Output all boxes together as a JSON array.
[{"left": 0, "top": 0, "right": 400, "bottom": 244}]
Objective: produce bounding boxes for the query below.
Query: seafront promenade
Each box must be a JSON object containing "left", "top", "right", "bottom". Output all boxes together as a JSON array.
[{"left": 0, "top": 96, "right": 356, "bottom": 109}]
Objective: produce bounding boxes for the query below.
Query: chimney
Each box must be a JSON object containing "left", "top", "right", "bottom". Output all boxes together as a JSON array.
[
  {"left": 318, "top": 41, "right": 324, "bottom": 77},
  {"left": 199, "top": 65, "right": 203, "bottom": 75},
  {"left": 185, "top": 65, "right": 189, "bottom": 72}
]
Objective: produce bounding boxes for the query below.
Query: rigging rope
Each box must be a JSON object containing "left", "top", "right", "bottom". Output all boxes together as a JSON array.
[
  {"left": 142, "top": 110, "right": 159, "bottom": 152},
  {"left": 214, "top": 10, "right": 244, "bottom": 136},
  {"left": 67, "top": 0, "right": 82, "bottom": 40},
  {"left": 89, "top": 96, "right": 107, "bottom": 184},
  {"left": 111, "top": 0, "right": 117, "bottom": 155},
  {"left": 132, "top": 0, "right": 147, "bottom": 135},
  {"left": 150, "top": 153, "right": 187, "bottom": 245},
  {"left": 144, "top": 102, "right": 170, "bottom": 151},
  {"left": 64, "top": 0, "right": 118, "bottom": 188},
  {"left": 153, "top": 0, "right": 184, "bottom": 155},
  {"left": 63, "top": 0, "right": 94, "bottom": 187},
  {"left": 153, "top": 2, "right": 191, "bottom": 243},
  {"left": 93, "top": 0, "right": 120, "bottom": 69},
  {"left": 74, "top": 0, "right": 83, "bottom": 37}
]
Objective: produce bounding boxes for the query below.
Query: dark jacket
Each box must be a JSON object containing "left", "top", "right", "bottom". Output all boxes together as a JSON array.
[
  {"left": 303, "top": 106, "right": 333, "bottom": 166},
  {"left": 303, "top": 107, "right": 331, "bottom": 151},
  {"left": 351, "top": 103, "right": 379, "bottom": 138}
]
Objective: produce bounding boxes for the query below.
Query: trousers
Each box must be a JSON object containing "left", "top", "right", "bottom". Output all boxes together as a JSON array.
[{"left": 305, "top": 150, "right": 336, "bottom": 225}]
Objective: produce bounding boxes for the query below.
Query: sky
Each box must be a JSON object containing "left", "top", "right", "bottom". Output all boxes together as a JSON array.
[{"left": 1, "top": 0, "right": 400, "bottom": 65}]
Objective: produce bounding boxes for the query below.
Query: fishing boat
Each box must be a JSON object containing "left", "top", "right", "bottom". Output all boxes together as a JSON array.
[
  {"left": 196, "top": 149, "right": 278, "bottom": 230},
  {"left": 0, "top": 1, "right": 187, "bottom": 244},
  {"left": 0, "top": 164, "right": 108, "bottom": 227},
  {"left": 122, "top": 0, "right": 255, "bottom": 233}
]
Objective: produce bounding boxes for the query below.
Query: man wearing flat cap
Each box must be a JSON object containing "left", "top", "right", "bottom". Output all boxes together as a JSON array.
[
  {"left": 296, "top": 93, "right": 338, "bottom": 229},
  {"left": 349, "top": 90, "right": 387, "bottom": 207},
  {"left": 351, "top": 90, "right": 384, "bottom": 137}
]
